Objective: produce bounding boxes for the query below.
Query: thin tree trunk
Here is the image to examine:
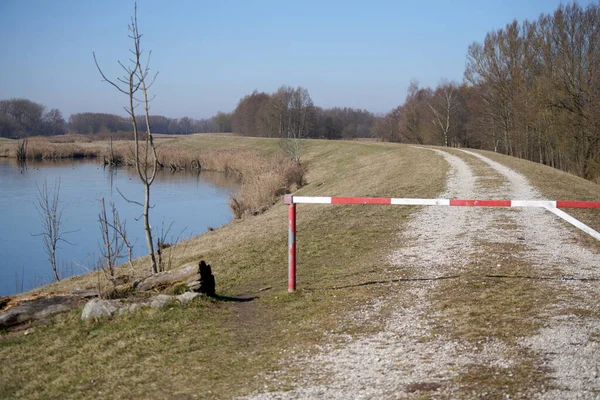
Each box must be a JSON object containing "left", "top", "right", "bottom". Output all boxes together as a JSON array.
[{"left": 143, "top": 182, "right": 158, "bottom": 274}]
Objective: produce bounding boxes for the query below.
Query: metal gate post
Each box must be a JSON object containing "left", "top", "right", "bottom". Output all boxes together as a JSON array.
[{"left": 284, "top": 195, "right": 296, "bottom": 292}]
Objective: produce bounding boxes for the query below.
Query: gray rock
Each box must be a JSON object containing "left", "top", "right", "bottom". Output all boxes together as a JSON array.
[
  {"left": 81, "top": 299, "right": 121, "bottom": 321},
  {"left": 177, "top": 292, "right": 201, "bottom": 304},
  {"left": 150, "top": 294, "right": 175, "bottom": 308},
  {"left": 128, "top": 303, "right": 140, "bottom": 313},
  {"left": 135, "top": 263, "right": 198, "bottom": 292}
]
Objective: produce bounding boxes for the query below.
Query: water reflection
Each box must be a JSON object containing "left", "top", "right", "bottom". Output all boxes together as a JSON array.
[{"left": 0, "top": 158, "right": 239, "bottom": 296}]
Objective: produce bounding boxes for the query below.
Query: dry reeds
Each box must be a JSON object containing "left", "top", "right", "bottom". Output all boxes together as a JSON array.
[
  {"left": 131, "top": 145, "right": 307, "bottom": 217},
  {"left": 24, "top": 141, "right": 101, "bottom": 160},
  {"left": 16, "top": 139, "right": 27, "bottom": 161}
]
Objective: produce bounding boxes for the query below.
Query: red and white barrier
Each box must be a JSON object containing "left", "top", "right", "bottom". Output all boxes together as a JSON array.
[
  {"left": 289, "top": 196, "right": 600, "bottom": 209},
  {"left": 283, "top": 195, "right": 600, "bottom": 292}
]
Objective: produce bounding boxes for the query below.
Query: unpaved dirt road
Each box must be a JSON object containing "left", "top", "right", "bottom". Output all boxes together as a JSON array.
[{"left": 243, "top": 149, "right": 600, "bottom": 399}]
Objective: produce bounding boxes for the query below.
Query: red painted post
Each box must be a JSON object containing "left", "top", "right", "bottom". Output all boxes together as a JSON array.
[{"left": 284, "top": 195, "right": 296, "bottom": 292}]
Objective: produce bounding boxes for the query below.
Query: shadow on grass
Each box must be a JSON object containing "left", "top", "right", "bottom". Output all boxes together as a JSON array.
[
  {"left": 214, "top": 295, "right": 257, "bottom": 303},
  {"left": 329, "top": 275, "right": 460, "bottom": 290},
  {"left": 326, "top": 274, "right": 600, "bottom": 290}
]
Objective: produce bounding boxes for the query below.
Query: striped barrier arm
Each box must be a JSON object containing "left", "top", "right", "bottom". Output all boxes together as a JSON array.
[
  {"left": 282, "top": 195, "right": 600, "bottom": 292},
  {"left": 288, "top": 196, "right": 600, "bottom": 208}
]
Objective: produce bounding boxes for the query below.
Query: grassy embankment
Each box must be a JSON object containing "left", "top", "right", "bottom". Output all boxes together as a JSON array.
[{"left": 0, "top": 135, "right": 448, "bottom": 399}]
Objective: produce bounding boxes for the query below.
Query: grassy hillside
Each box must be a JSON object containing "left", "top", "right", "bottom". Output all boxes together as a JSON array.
[{"left": 0, "top": 136, "right": 448, "bottom": 399}]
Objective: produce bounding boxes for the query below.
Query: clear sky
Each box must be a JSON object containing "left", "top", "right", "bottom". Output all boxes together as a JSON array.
[{"left": 0, "top": 0, "right": 590, "bottom": 119}]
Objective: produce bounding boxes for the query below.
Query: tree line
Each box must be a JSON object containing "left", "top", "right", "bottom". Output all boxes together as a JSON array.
[
  {"left": 68, "top": 112, "right": 232, "bottom": 135},
  {"left": 0, "top": 99, "right": 66, "bottom": 138},
  {"left": 0, "top": 98, "right": 233, "bottom": 138},
  {"left": 231, "top": 86, "right": 375, "bottom": 140},
  {"left": 373, "top": 2, "right": 600, "bottom": 180},
  {"left": 465, "top": 1, "right": 600, "bottom": 180}
]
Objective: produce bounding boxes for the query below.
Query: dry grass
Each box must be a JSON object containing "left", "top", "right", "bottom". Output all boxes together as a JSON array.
[
  {"left": 0, "top": 137, "right": 101, "bottom": 159},
  {"left": 0, "top": 137, "right": 448, "bottom": 399}
]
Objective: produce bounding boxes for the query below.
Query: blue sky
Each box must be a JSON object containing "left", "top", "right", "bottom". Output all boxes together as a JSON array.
[{"left": 0, "top": 0, "right": 590, "bottom": 119}]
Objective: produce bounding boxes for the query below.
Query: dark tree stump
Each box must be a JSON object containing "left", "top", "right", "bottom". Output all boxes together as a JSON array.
[{"left": 199, "top": 260, "right": 216, "bottom": 297}]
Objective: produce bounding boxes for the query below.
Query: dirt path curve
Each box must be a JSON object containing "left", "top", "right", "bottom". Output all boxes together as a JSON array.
[{"left": 242, "top": 149, "right": 600, "bottom": 399}]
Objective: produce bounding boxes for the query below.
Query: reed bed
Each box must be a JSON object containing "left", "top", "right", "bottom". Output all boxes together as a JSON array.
[
  {"left": 0, "top": 139, "right": 102, "bottom": 159},
  {"left": 150, "top": 145, "right": 306, "bottom": 217}
]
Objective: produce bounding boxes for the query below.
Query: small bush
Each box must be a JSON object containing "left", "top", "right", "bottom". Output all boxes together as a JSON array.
[
  {"left": 283, "top": 162, "right": 306, "bottom": 188},
  {"left": 228, "top": 154, "right": 306, "bottom": 218}
]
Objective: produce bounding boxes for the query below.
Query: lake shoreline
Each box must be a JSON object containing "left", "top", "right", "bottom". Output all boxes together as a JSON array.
[
  {"left": 0, "top": 158, "right": 239, "bottom": 297},
  {"left": 0, "top": 134, "right": 307, "bottom": 296}
]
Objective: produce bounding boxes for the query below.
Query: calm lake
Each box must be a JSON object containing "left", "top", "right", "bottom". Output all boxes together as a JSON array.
[{"left": 0, "top": 159, "right": 239, "bottom": 296}]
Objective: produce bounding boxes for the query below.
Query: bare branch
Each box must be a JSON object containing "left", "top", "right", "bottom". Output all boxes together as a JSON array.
[
  {"left": 93, "top": 52, "right": 130, "bottom": 95},
  {"left": 116, "top": 187, "right": 144, "bottom": 208}
]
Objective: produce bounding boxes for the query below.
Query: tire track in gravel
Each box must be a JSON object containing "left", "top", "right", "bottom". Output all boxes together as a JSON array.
[{"left": 241, "top": 148, "right": 600, "bottom": 399}]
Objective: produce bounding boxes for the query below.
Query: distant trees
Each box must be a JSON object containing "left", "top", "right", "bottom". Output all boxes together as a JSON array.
[
  {"left": 370, "top": 110, "right": 401, "bottom": 142},
  {"left": 0, "top": 99, "right": 66, "bottom": 138},
  {"left": 231, "top": 86, "right": 375, "bottom": 141},
  {"left": 315, "top": 107, "right": 374, "bottom": 139},
  {"left": 275, "top": 86, "right": 315, "bottom": 162},
  {"left": 68, "top": 112, "right": 130, "bottom": 134},
  {"left": 232, "top": 91, "right": 271, "bottom": 136},
  {"left": 68, "top": 112, "right": 232, "bottom": 135},
  {"left": 43, "top": 109, "right": 67, "bottom": 136},
  {"left": 0, "top": 99, "right": 232, "bottom": 138},
  {"left": 213, "top": 112, "right": 233, "bottom": 133},
  {"left": 372, "top": 80, "right": 465, "bottom": 146},
  {"left": 135, "top": 113, "right": 233, "bottom": 134}
]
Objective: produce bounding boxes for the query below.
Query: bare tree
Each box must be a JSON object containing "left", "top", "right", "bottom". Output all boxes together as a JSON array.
[
  {"left": 271, "top": 86, "right": 314, "bottom": 163},
  {"left": 33, "top": 179, "right": 72, "bottom": 281},
  {"left": 94, "top": 3, "right": 161, "bottom": 274},
  {"left": 98, "top": 197, "right": 136, "bottom": 283},
  {"left": 371, "top": 110, "right": 401, "bottom": 142},
  {"left": 156, "top": 220, "right": 175, "bottom": 273},
  {"left": 426, "top": 81, "right": 458, "bottom": 147},
  {"left": 98, "top": 198, "right": 119, "bottom": 282}
]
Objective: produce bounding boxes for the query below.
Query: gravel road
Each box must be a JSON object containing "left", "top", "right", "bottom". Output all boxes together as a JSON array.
[{"left": 242, "top": 149, "right": 600, "bottom": 399}]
